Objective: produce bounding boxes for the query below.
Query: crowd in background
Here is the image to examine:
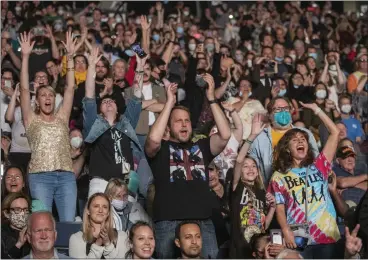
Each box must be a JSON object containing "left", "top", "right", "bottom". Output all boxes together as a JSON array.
[{"left": 1, "top": 0, "right": 368, "bottom": 259}]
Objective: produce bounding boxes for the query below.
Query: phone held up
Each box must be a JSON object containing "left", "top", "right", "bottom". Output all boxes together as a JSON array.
[
  {"left": 270, "top": 229, "right": 283, "bottom": 245},
  {"left": 131, "top": 42, "right": 147, "bottom": 58}
]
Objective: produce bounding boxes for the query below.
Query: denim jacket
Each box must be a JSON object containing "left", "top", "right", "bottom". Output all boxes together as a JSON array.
[
  {"left": 82, "top": 96, "right": 144, "bottom": 162},
  {"left": 248, "top": 125, "right": 319, "bottom": 187}
]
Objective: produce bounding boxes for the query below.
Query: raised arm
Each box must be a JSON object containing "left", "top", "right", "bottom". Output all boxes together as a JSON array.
[
  {"left": 85, "top": 47, "right": 102, "bottom": 98},
  {"left": 162, "top": 27, "right": 176, "bottom": 67},
  {"left": 59, "top": 30, "right": 83, "bottom": 121},
  {"left": 45, "top": 25, "right": 60, "bottom": 60},
  {"left": 300, "top": 102, "right": 339, "bottom": 163},
  {"left": 203, "top": 74, "right": 231, "bottom": 156},
  {"left": 140, "top": 15, "right": 151, "bottom": 55},
  {"left": 215, "top": 67, "right": 231, "bottom": 99},
  {"left": 221, "top": 102, "right": 243, "bottom": 143},
  {"left": 5, "top": 84, "right": 20, "bottom": 124},
  {"left": 145, "top": 83, "right": 177, "bottom": 158},
  {"left": 18, "top": 32, "right": 36, "bottom": 128},
  {"left": 233, "top": 114, "right": 265, "bottom": 190}
]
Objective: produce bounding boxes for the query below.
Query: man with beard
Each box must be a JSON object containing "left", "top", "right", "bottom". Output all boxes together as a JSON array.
[
  {"left": 72, "top": 56, "right": 125, "bottom": 128},
  {"left": 125, "top": 58, "right": 167, "bottom": 147},
  {"left": 28, "top": 22, "right": 59, "bottom": 79},
  {"left": 175, "top": 221, "right": 203, "bottom": 259},
  {"left": 24, "top": 211, "right": 71, "bottom": 259},
  {"left": 145, "top": 74, "right": 231, "bottom": 259}
]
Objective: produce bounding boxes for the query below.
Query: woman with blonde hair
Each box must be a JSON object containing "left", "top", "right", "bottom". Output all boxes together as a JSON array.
[
  {"left": 18, "top": 31, "right": 79, "bottom": 221},
  {"left": 230, "top": 114, "right": 276, "bottom": 259},
  {"left": 69, "top": 192, "right": 129, "bottom": 258},
  {"left": 105, "top": 178, "right": 151, "bottom": 232}
]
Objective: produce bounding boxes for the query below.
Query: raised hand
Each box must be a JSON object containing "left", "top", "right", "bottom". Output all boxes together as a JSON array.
[
  {"left": 102, "top": 78, "right": 114, "bottom": 96},
  {"left": 166, "top": 83, "right": 178, "bottom": 108},
  {"left": 18, "top": 31, "right": 35, "bottom": 56},
  {"left": 202, "top": 73, "right": 215, "bottom": 100},
  {"left": 156, "top": 1, "right": 163, "bottom": 12},
  {"left": 345, "top": 224, "right": 362, "bottom": 257},
  {"left": 299, "top": 101, "right": 319, "bottom": 112},
  {"left": 221, "top": 101, "right": 235, "bottom": 112},
  {"left": 61, "top": 30, "right": 80, "bottom": 55},
  {"left": 136, "top": 53, "right": 150, "bottom": 69},
  {"left": 88, "top": 47, "right": 102, "bottom": 65},
  {"left": 140, "top": 15, "right": 151, "bottom": 31},
  {"left": 250, "top": 113, "right": 266, "bottom": 137},
  {"left": 45, "top": 24, "right": 54, "bottom": 39}
]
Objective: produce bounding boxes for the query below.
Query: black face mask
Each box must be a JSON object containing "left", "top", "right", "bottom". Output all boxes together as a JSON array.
[
  {"left": 311, "top": 39, "right": 321, "bottom": 46},
  {"left": 159, "top": 70, "right": 167, "bottom": 79},
  {"left": 103, "top": 44, "right": 113, "bottom": 53}
]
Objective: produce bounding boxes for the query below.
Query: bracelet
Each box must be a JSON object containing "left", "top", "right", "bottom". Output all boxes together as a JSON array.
[
  {"left": 135, "top": 70, "right": 144, "bottom": 74},
  {"left": 208, "top": 99, "right": 218, "bottom": 105},
  {"left": 314, "top": 107, "right": 322, "bottom": 115},
  {"left": 245, "top": 138, "right": 253, "bottom": 145},
  {"left": 67, "top": 55, "right": 74, "bottom": 61},
  {"left": 67, "top": 67, "right": 75, "bottom": 71}
]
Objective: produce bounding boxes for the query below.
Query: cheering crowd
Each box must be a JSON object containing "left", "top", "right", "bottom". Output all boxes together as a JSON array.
[{"left": 1, "top": 1, "right": 368, "bottom": 259}]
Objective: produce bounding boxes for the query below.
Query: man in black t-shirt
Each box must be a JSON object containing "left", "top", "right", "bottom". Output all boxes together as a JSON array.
[{"left": 145, "top": 74, "right": 231, "bottom": 259}]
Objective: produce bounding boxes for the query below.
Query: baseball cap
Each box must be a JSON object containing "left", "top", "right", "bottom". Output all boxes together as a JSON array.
[{"left": 336, "top": 146, "right": 356, "bottom": 159}]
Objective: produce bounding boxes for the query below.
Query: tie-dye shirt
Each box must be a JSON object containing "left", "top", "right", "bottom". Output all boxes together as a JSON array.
[{"left": 270, "top": 153, "right": 340, "bottom": 244}]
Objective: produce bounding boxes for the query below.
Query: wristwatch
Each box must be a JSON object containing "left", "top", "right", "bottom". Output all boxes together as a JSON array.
[{"left": 208, "top": 99, "right": 218, "bottom": 105}]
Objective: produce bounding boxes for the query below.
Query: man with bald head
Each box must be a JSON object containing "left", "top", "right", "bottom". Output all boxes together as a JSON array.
[{"left": 24, "top": 211, "right": 71, "bottom": 259}]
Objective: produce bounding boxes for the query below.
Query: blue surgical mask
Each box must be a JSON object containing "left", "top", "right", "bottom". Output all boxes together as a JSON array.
[
  {"left": 274, "top": 111, "right": 292, "bottom": 126},
  {"left": 278, "top": 89, "right": 287, "bottom": 97},
  {"left": 152, "top": 34, "right": 160, "bottom": 42},
  {"left": 176, "top": 26, "right": 184, "bottom": 34},
  {"left": 206, "top": 43, "right": 215, "bottom": 52},
  {"left": 125, "top": 49, "right": 135, "bottom": 57},
  {"left": 275, "top": 57, "right": 284, "bottom": 62},
  {"left": 308, "top": 53, "right": 318, "bottom": 60}
]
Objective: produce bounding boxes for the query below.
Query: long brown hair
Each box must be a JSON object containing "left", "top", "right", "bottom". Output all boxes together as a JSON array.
[
  {"left": 272, "top": 129, "right": 314, "bottom": 173},
  {"left": 82, "top": 193, "right": 117, "bottom": 245},
  {"left": 241, "top": 156, "right": 265, "bottom": 191}
]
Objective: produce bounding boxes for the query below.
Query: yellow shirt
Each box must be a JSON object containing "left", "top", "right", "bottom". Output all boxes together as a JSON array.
[
  {"left": 61, "top": 55, "right": 87, "bottom": 86},
  {"left": 271, "top": 128, "right": 287, "bottom": 148}
]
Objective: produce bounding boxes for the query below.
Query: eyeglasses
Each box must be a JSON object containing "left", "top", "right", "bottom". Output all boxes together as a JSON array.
[
  {"left": 273, "top": 106, "right": 291, "bottom": 113},
  {"left": 10, "top": 207, "right": 29, "bottom": 214}
]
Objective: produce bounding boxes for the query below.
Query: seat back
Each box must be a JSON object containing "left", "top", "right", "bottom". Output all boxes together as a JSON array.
[{"left": 55, "top": 222, "right": 82, "bottom": 255}]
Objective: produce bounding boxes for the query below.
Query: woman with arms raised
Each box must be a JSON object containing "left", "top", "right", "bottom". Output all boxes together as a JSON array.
[{"left": 18, "top": 31, "right": 80, "bottom": 221}]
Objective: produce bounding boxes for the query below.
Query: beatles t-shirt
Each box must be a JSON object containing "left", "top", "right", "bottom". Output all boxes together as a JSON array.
[
  {"left": 147, "top": 138, "right": 214, "bottom": 221},
  {"left": 270, "top": 153, "right": 340, "bottom": 245}
]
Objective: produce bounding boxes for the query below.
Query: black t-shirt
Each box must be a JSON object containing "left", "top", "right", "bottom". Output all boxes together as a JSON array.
[
  {"left": 29, "top": 41, "right": 52, "bottom": 78},
  {"left": 89, "top": 128, "right": 134, "bottom": 182},
  {"left": 147, "top": 138, "right": 215, "bottom": 221},
  {"left": 230, "top": 182, "right": 266, "bottom": 259}
]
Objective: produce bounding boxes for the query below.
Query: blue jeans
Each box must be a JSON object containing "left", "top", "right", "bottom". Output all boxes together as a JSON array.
[
  {"left": 300, "top": 242, "right": 341, "bottom": 259},
  {"left": 28, "top": 171, "right": 77, "bottom": 222},
  {"left": 154, "top": 219, "right": 218, "bottom": 259}
]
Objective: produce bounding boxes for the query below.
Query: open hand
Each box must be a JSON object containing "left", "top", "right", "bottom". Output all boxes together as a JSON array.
[
  {"left": 88, "top": 47, "right": 102, "bottom": 65},
  {"left": 166, "top": 83, "right": 178, "bottom": 107},
  {"left": 140, "top": 15, "right": 151, "bottom": 31},
  {"left": 202, "top": 73, "right": 215, "bottom": 100},
  {"left": 18, "top": 31, "right": 35, "bottom": 56},
  {"left": 299, "top": 101, "right": 319, "bottom": 112},
  {"left": 250, "top": 113, "right": 266, "bottom": 137}
]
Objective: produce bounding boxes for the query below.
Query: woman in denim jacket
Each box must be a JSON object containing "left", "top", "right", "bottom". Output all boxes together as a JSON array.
[{"left": 83, "top": 48, "right": 150, "bottom": 198}]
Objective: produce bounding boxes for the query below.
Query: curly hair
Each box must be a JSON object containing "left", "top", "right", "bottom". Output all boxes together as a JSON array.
[{"left": 272, "top": 129, "right": 314, "bottom": 173}]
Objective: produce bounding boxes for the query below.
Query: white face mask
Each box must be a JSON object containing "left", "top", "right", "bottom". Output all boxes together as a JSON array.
[
  {"left": 289, "top": 54, "right": 296, "bottom": 61},
  {"left": 115, "top": 17, "right": 122, "bottom": 23},
  {"left": 70, "top": 137, "right": 83, "bottom": 149},
  {"left": 188, "top": 43, "right": 196, "bottom": 51},
  {"left": 101, "top": 18, "right": 108, "bottom": 23},
  {"left": 341, "top": 104, "right": 352, "bottom": 114},
  {"left": 111, "top": 199, "right": 128, "bottom": 211},
  {"left": 183, "top": 11, "right": 190, "bottom": 16},
  {"left": 329, "top": 65, "right": 337, "bottom": 71},
  {"left": 316, "top": 90, "right": 327, "bottom": 99},
  {"left": 247, "top": 59, "right": 252, "bottom": 68}
]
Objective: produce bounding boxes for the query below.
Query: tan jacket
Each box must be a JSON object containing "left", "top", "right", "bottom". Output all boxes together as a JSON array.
[{"left": 125, "top": 82, "right": 167, "bottom": 135}]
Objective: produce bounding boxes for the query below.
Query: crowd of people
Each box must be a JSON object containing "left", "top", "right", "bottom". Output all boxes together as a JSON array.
[{"left": 1, "top": 0, "right": 368, "bottom": 259}]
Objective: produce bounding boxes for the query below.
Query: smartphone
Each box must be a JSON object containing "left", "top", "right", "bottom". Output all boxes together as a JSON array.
[
  {"left": 33, "top": 27, "right": 45, "bottom": 36},
  {"left": 131, "top": 42, "right": 147, "bottom": 58},
  {"left": 4, "top": 80, "right": 12, "bottom": 89},
  {"left": 270, "top": 229, "right": 283, "bottom": 245},
  {"left": 294, "top": 236, "right": 308, "bottom": 250}
]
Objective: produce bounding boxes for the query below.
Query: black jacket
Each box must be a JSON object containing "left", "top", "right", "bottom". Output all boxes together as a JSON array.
[{"left": 1, "top": 223, "right": 31, "bottom": 259}]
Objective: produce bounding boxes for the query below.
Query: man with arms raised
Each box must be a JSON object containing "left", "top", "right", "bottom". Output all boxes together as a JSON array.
[{"left": 145, "top": 74, "right": 231, "bottom": 258}]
